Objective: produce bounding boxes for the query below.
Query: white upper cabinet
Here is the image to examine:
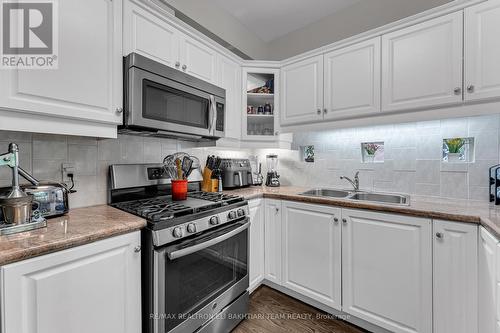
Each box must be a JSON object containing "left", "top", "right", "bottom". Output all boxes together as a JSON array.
[
  {"left": 248, "top": 199, "right": 265, "bottom": 291},
  {"left": 281, "top": 201, "right": 342, "bottom": 310},
  {"left": 179, "top": 35, "right": 218, "bottom": 84},
  {"left": 324, "top": 37, "right": 381, "bottom": 119},
  {"left": 433, "top": 220, "right": 478, "bottom": 333},
  {"left": 465, "top": 0, "right": 500, "bottom": 101},
  {"left": 342, "top": 209, "right": 432, "bottom": 333},
  {"left": 217, "top": 55, "right": 242, "bottom": 140},
  {"left": 123, "top": 0, "right": 179, "bottom": 67},
  {"left": 124, "top": 0, "right": 217, "bottom": 84},
  {"left": 0, "top": 232, "right": 141, "bottom": 333},
  {"left": 281, "top": 55, "right": 324, "bottom": 125},
  {"left": 382, "top": 12, "right": 463, "bottom": 112},
  {"left": 0, "top": 0, "right": 123, "bottom": 138}
]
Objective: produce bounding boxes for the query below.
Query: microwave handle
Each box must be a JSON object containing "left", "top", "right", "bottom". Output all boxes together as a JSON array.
[
  {"left": 208, "top": 95, "right": 216, "bottom": 135},
  {"left": 167, "top": 220, "right": 249, "bottom": 260}
]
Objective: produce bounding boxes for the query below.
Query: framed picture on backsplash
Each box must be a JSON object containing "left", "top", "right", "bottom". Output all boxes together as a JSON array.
[{"left": 361, "top": 142, "right": 384, "bottom": 163}]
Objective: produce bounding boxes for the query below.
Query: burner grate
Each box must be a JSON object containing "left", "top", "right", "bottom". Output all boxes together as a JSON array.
[
  {"left": 112, "top": 197, "right": 193, "bottom": 222},
  {"left": 188, "top": 192, "right": 242, "bottom": 204}
]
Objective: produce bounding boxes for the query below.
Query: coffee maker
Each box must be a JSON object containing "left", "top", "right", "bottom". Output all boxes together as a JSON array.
[{"left": 265, "top": 154, "right": 280, "bottom": 187}]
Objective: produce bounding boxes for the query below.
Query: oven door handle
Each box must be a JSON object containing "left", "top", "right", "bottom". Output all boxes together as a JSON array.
[{"left": 167, "top": 220, "right": 250, "bottom": 260}]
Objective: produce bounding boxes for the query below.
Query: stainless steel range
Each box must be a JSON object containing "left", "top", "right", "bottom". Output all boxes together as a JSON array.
[{"left": 109, "top": 163, "right": 249, "bottom": 333}]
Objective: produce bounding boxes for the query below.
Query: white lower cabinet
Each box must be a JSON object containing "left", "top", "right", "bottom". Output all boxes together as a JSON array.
[
  {"left": 341, "top": 209, "right": 432, "bottom": 333},
  {"left": 281, "top": 201, "right": 342, "bottom": 310},
  {"left": 479, "top": 226, "right": 498, "bottom": 333},
  {"left": 433, "top": 220, "right": 477, "bottom": 333},
  {"left": 248, "top": 199, "right": 265, "bottom": 291},
  {"left": 264, "top": 199, "right": 282, "bottom": 284},
  {"left": 0, "top": 232, "right": 141, "bottom": 333}
]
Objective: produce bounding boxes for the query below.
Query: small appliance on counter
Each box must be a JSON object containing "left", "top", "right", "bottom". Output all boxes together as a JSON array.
[
  {"left": 22, "top": 182, "right": 70, "bottom": 217},
  {"left": 0, "top": 143, "right": 46, "bottom": 235},
  {"left": 265, "top": 154, "right": 280, "bottom": 187},
  {"left": 219, "top": 158, "right": 253, "bottom": 189}
]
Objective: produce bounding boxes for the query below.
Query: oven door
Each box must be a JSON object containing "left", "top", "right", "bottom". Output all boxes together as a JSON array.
[
  {"left": 153, "top": 219, "right": 249, "bottom": 333},
  {"left": 128, "top": 67, "right": 220, "bottom": 138}
]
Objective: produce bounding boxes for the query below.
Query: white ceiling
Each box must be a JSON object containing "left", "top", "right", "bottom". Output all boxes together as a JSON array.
[{"left": 210, "top": 0, "right": 363, "bottom": 42}]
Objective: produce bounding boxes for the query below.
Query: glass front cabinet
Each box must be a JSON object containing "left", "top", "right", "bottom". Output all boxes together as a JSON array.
[{"left": 242, "top": 67, "right": 281, "bottom": 141}]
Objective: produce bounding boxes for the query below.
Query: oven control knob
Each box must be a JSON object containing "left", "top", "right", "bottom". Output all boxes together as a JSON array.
[
  {"left": 187, "top": 223, "right": 197, "bottom": 233},
  {"left": 228, "top": 211, "right": 237, "bottom": 219},
  {"left": 209, "top": 216, "right": 219, "bottom": 225},
  {"left": 172, "top": 227, "right": 183, "bottom": 238},
  {"left": 237, "top": 209, "right": 245, "bottom": 217}
]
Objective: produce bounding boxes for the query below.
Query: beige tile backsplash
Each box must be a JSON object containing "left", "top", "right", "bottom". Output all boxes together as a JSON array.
[
  {"left": 0, "top": 113, "right": 498, "bottom": 208},
  {"left": 0, "top": 133, "right": 183, "bottom": 208}
]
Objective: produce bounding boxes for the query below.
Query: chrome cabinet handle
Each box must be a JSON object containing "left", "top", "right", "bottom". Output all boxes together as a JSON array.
[
  {"left": 436, "top": 232, "right": 444, "bottom": 239},
  {"left": 323, "top": 108, "right": 328, "bottom": 114},
  {"left": 134, "top": 245, "right": 141, "bottom": 253},
  {"left": 274, "top": 131, "right": 279, "bottom": 136},
  {"left": 175, "top": 61, "right": 180, "bottom": 68},
  {"left": 467, "top": 85, "right": 475, "bottom": 93},
  {"left": 115, "top": 107, "right": 123, "bottom": 114},
  {"left": 333, "top": 217, "right": 339, "bottom": 223},
  {"left": 342, "top": 218, "right": 347, "bottom": 224},
  {"left": 182, "top": 64, "right": 187, "bottom": 70},
  {"left": 454, "top": 87, "right": 462, "bottom": 95},
  {"left": 275, "top": 207, "right": 279, "bottom": 214},
  {"left": 317, "top": 109, "right": 321, "bottom": 115}
]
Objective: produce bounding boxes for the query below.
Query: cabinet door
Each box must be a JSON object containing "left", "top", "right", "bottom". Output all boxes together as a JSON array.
[
  {"left": 217, "top": 55, "right": 242, "bottom": 140},
  {"left": 264, "top": 199, "right": 282, "bottom": 284},
  {"left": 179, "top": 35, "right": 218, "bottom": 84},
  {"left": 280, "top": 55, "right": 324, "bottom": 126},
  {"left": 465, "top": 0, "right": 500, "bottom": 101},
  {"left": 433, "top": 220, "right": 478, "bottom": 333},
  {"left": 0, "top": 232, "right": 141, "bottom": 333},
  {"left": 381, "top": 12, "right": 463, "bottom": 112},
  {"left": 281, "top": 201, "right": 341, "bottom": 310},
  {"left": 324, "top": 37, "right": 381, "bottom": 119},
  {"left": 342, "top": 209, "right": 432, "bottom": 333},
  {"left": 479, "top": 227, "right": 498, "bottom": 333},
  {"left": 0, "top": 0, "right": 123, "bottom": 126},
  {"left": 248, "top": 199, "right": 265, "bottom": 291},
  {"left": 123, "top": 0, "right": 180, "bottom": 68}
]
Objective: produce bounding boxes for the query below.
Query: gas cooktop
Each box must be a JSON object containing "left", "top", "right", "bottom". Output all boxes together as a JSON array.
[{"left": 112, "top": 192, "right": 243, "bottom": 222}]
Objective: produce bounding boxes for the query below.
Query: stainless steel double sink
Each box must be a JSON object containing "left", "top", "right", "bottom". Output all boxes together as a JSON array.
[{"left": 299, "top": 188, "right": 410, "bottom": 206}]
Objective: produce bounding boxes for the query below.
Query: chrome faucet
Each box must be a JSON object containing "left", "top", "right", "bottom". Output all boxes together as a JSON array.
[{"left": 340, "top": 171, "right": 360, "bottom": 191}]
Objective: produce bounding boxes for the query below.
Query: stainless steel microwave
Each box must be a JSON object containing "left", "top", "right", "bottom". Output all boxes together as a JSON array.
[{"left": 122, "top": 53, "right": 225, "bottom": 140}]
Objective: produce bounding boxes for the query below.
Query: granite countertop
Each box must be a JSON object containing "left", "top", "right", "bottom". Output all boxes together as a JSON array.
[
  {"left": 225, "top": 186, "right": 500, "bottom": 239},
  {"left": 0, "top": 205, "right": 146, "bottom": 266}
]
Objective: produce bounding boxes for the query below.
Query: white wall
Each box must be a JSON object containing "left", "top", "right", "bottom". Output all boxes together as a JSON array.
[
  {"left": 163, "top": 0, "right": 269, "bottom": 59},
  {"left": 266, "top": 0, "right": 453, "bottom": 60},
  {"left": 165, "top": 0, "right": 453, "bottom": 61}
]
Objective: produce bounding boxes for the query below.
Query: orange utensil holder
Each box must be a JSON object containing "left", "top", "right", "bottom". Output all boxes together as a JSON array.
[{"left": 171, "top": 179, "right": 188, "bottom": 201}]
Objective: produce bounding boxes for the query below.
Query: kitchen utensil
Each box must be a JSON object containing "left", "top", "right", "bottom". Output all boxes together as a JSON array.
[
  {"left": 182, "top": 156, "right": 193, "bottom": 179},
  {"left": 175, "top": 158, "right": 183, "bottom": 179}
]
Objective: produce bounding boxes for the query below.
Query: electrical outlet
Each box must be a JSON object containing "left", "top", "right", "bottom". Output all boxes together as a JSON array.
[{"left": 62, "top": 163, "right": 75, "bottom": 182}]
